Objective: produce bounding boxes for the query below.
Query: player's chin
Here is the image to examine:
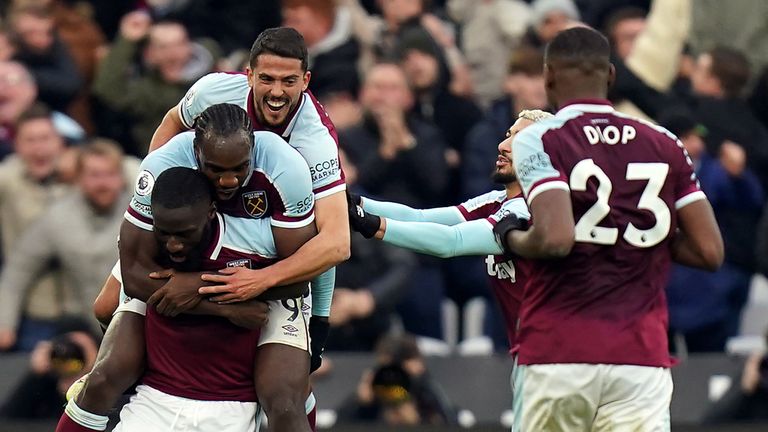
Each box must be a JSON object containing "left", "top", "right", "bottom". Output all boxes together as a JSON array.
[{"left": 217, "top": 189, "right": 238, "bottom": 200}]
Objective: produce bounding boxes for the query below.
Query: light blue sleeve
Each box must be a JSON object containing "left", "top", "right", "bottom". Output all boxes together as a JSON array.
[
  {"left": 255, "top": 132, "right": 315, "bottom": 227},
  {"left": 382, "top": 219, "right": 503, "bottom": 258},
  {"left": 177, "top": 73, "right": 249, "bottom": 128},
  {"left": 362, "top": 198, "right": 466, "bottom": 225},
  {"left": 124, "top": 132, "right": 197, "bottom": 230},
  {"left": 311, "top": 267, "right": 335, "bottom": 317},
  {"left": 513, "top": 123, "right": 569, "bottom": 201}
]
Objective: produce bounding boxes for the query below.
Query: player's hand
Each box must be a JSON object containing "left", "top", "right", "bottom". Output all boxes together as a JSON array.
[
  {"left": 224, "top": 300, "right": 269, "bottom": 330},
  {"left": 347, "top": 195, "right": 381, "bottom": 239},
  {"left": 0, "top": 327, "right": 16, "bottom": 351},
  {"left": 148, "top": 272, "right": 204, "bottom": 317},
  {"left": 119, "top": 10, "right": 152, "bottom": 42},
  {"left": 309, "top": 316, "right": 330, "bottom": 373},
  {"left": 200, "top": 267, "right": 269, "bottom": 303},
  {"left": 492, "top": 213, "right": 530, "bottom": 254}
]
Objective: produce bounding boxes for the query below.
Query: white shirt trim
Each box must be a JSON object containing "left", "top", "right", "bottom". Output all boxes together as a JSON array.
[
  {"left": 271, "top": 213, "right": 316, "bottom": 229},
  {"left": 209, "top": 213, "right": 225, "bottom": 260},
  {"left": 124, "top": 211, "right": 153, "bottom": 231},
  {"left": 315, "top": 183, "right": 346, "bottom": 200},
  {"left": 527, "top": 180, "right": 570, "bottom": 204},
  {"left": 558, "top": 103, "right": 615, "bottom": 115},
  {"left": 675, "top": 190, "right": 707, "bottom": 210},
  {"left": 282, "top": 94, "right": 307, "bottom": 138}
]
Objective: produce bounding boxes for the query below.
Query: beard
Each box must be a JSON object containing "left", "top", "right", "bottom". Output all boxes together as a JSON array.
[{"left": 491, "top": 169, "right": 516, "bottom": 185}]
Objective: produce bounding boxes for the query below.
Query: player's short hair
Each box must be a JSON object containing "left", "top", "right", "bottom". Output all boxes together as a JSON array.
[
  {"left": 518, "top": 109, "right": 554, "bottom": 123},
  {"left": 249, "top": 27, "right": 308, "bottom": 71},
  {"left": 76, "top": 138, "right": 124, "bottom": 174},
  {"left": 508, "top": 46, "right": 544, "bottom": 76},
  {"left": 707, "top": 46, "right": 751, "bottom": 98},
  {"left": 16, "top": 102, "right": 52, "bottom": 128},
  {"left": 193, "top": 103, "right": 254, "bottom": 150},
  {"left": 545, "top": 27, "right": 611, "bottom": 73},
  {"left": 152, "top": 167, "right": 214, "bottom": 211}
]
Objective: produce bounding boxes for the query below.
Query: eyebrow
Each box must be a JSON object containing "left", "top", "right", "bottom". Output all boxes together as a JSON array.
[
  {"left": 204, "top": 159, "right": 250, "bottom": 171},
  {"left": 258, "top": 73, "right": 300, "bottom": 80}
]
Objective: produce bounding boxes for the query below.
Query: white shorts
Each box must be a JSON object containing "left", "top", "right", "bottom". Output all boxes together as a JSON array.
[
  {"left": 113, "top": 384, "right": 257, "bottom": 432},
  {"left": 512, "top": 363, "right": 672, "bottom": 432},
  {"left": 111, "top": 260, "right": 312, "bottom": 351}
]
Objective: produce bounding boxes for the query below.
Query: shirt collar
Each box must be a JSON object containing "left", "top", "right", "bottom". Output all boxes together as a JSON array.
[{"left": 558, "top": 99, "right": 615, "bottom": 115}]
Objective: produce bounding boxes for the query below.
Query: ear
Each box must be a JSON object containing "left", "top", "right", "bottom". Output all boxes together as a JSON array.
[
  {"left": 544, "top": 63, "right": 556, "bottom": 92},
  {"left": 607, "top": 63, "right": 616, "bottom": 89},
  {"left": 208, "top": 201, "right": 217, "bottom": 221},
  {"left": 302, "top": 70, "right": 312, "bottom": 91},
  {"left": 246, "top": 67, "right": 255, "bottom": 87}
]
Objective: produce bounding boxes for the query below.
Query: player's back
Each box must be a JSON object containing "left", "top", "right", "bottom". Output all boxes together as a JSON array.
[{"left": 515, "top": 101, "right": 704, "bottom": 367}]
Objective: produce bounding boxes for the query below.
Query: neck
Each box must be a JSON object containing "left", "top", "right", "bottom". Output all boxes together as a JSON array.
[{"left": 505, "top": 182, "right": 522, "bottom": 198}]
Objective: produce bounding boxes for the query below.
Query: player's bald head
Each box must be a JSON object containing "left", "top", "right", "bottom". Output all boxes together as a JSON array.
[{"left": 543, "top": 27, "right": 615, "bottom": 107}]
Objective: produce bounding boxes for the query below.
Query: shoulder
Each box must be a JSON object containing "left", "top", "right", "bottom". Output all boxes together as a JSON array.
[
  {"left": 140, "top": 132, "right": 197, "bottom": 176},
  {"left": 461, "top": 190, "right": 507, "bottom": 210},
  {"left": 191, "top": 72, "right": 248, "bottom": 90},
  {"left": 290, "top": 92, "right": 337, "bottom": 142},
  {"left": 498, "top": 196, "right": 530, "bottom": 220}
]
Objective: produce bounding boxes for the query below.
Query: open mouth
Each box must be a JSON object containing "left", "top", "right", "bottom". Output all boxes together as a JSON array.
[
  {"left": 496, "top": 155, "right": 510, "bottom": 168},
  {"left": 169, "top": 254, "right": 187, "bottom": 263},
  {"left": 217, "top": 188, "right": 238, "bottom": 198},
  {"left": 265, "top": 98, "right": 288, "bottom": 112}
]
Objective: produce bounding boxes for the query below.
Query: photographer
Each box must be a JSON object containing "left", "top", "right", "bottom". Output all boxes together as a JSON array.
[
  {"left": 337, "top": 334, "right": 458, "bottom": 426},
  {"left": 0, "top": 320, "right": 98, "bottom": 419}
]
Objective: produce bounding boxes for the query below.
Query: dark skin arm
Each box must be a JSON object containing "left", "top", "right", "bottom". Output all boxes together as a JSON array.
[
  {"left": 504, "top": 189, "right": 575, "bottom": 258},
  {"left": 670, "top": 199, "right": 724, "bottom": 271}
]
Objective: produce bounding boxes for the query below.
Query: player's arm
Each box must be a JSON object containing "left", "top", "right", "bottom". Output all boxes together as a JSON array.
[
  {"left": 500, "top": 127, "right": 575, "bottom": 258},
  {"left": 377, "top": 218, "right": 503, "bottom": 257},
  {"left": 357, "top": 195, "right": 466, "bottom": 226},
  {"left": 148, "top": 106, "right": 187, "bottom": 152},
  {"left": 671, "top": 196, "right": 723, "bottom": 271}
]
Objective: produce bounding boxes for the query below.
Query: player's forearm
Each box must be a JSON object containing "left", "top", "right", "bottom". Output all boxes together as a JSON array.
[
  {"left": 148, "top": 107, "right": 186, "bottom": 152},
  {"left": 362, "top": 198, "right": 464, "bottom": 225},
  {"left": 262, "top": 228, "right": 349, "bottom": 286},
  {"left": 120, "top": 262, "right": 166, "bottom": 302},
  {"left": 670, "top": 230, "right": 722, "bottom": 271},
  {"left": 379, "top": 218, "right": 503, "bottom": 258},
  {"left": 506, "top": 226, "right": 573, "bottom": 259}
]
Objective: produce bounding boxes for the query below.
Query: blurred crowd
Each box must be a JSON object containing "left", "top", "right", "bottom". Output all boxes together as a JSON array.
[{"left": 0, "top": 0, "right": 768, "bottom": 426}]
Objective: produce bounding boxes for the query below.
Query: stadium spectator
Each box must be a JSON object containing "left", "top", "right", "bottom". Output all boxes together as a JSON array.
[
  {"left": 461, "top": 47, "right": 546, "bottom": 199},
  {"left": 342, "top": 0, "right": 473, "bottom": 97},
  {"left": 759, "top": 204, "right": 768, "bottom": 278},
  {"left": 337, "top": 334, "right": 458, "bottom": 426},
  {"left": 521, "top": 0, "right": 581, "bottom": 49},
  {"left": 396, "top": 26, "right": 482, "bottom": 201},
  {"left": 0, "top": 60, "right": 85, "bottom": 157},
  {"left": 0, "top": 320, "right": 97, "bottom": 419},
  {"left": 49, "top": 0, "right": 107, "bottom": 133},
  {"left": 0, "top": 139, "right": 129, "bottom": 344},
  {"left": 749, "top": 66, "right": 768, "bottom": 131},
  {"left": 661, "top": 108, "right": 764, "bottom": 352},
  {"left": 605, "top": 0, "right": 690, "bottom": 121},
  {"left": 92, "top": 11, "right": 219, "bottom": 155},
  {"left": 446, "top": 0, "right": 531, "bottom": 109},
  {"left": 281, "top": 0, "right": 360, "bottom": 99},
  {"left": 340, "top": 62, "right": 448, "bottom": 340},
  {"left": 689, "top": 46, "right": 768, "bottom": 191},
  {"left": 326, "top": 151, "right": 416, "bottom": 352},
  {"left": 8, "top": 3, "right": 83, "bottom": 113},
  {"left": 0, "top": 104, "right": 71, "bottom": 352},
  {"left": 0, "top": 23, "right": 17, "bottom": 61}
]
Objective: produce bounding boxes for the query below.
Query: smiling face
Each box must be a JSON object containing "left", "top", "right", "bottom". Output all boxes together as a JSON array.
[
  {"left": 247, "top": 53, "right": 310, "bottom": 128},
  {"left": 195, "top": 133, "right": 252, "bottom": 201},
  {"left": 493, "top": 117, "right": 534, "bottom": 184}
]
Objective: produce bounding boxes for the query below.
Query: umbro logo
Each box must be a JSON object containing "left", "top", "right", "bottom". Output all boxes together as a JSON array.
[{"left": 282, "top": 325, "right": 299, "bottom": 333}]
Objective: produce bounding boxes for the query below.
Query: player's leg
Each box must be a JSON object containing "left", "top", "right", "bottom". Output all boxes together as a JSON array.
[
  {"left": 56, "top": 283, "right": 147, "bottom": 432},
  {"left": 254, "top": 296, "right": 312, "bottom": 432},
  {"left": 512, "top": 363, "right": 602, "bottom": 432},
  {"left": 592, "top": 365, "right": 672, "bottom": 432}
]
